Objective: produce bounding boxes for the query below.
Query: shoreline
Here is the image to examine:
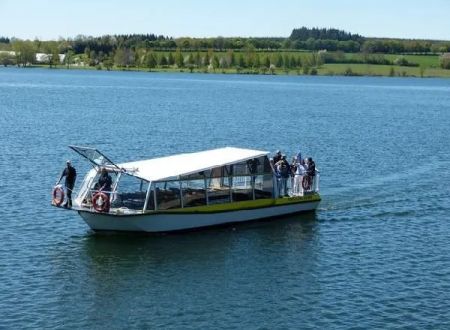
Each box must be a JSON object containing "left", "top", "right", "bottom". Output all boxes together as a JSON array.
[{"left": 2, "top": 64, "right": 450, "bottom": 78}]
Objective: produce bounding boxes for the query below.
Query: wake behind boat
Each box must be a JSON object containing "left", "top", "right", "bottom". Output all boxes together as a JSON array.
[{"left": 51, "top": 146, "right": 321, "bottom": 232}]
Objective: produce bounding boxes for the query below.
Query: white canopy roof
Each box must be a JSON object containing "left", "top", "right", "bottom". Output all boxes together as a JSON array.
[{"left": 118, "top": 147, "right": 269, "bottom": 182}]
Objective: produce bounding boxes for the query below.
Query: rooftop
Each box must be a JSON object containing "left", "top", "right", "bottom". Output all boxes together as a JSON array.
[{"left": 119, "top": 147, "right": 269, "bottom": 182}]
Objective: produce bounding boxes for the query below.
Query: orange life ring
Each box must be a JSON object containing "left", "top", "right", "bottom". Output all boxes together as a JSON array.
[
  {"left": 92, "top": 192, "right": 110, "bottom": 212},
  {"left": 52, "top": 186, "right": 65, "bottom": 206},
  {"left": 302, "top": 176, "right": 312, "bottom": 190}
]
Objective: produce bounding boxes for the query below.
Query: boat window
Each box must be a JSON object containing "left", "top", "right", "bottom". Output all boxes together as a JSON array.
[
  {"left": 228, "top": 157, "right": 271, "bottom": 176},
  {"left": 230, "top": 175, "right": 253, "bottom": 201},
  {"left": 180, "top": 170, "right": 211, "bottom": 181},
  {"left": 111, "top": 174, "right": 149, "bottom": 210},
  {"left": 207, "top": 176, "right": 231, "bottom": 204},
  {"left": 83, "top": 170, "right": 119, "bottom": 204},
  {"left": 181, "top": 179, "right": 206, "bottom": 207},
  {"left": 154, "top": 181, "right": 181, "bottom": 210},
  {"left": 254, "top": 174, "right": 274, "bottom": 199},
  {"left": 69, "top": 145, "right": 119, "bottom": 169},
  {"left": 89, "top": 170, "right": 119, "bottom": 191}
]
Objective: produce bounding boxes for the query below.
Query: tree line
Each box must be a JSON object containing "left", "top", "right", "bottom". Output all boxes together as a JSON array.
[
  {"left": 2, "top": 27, "right": 450, "bottom": 55},
  {"left": 1, "top": 26, "right": 450, "bottom": 69}
]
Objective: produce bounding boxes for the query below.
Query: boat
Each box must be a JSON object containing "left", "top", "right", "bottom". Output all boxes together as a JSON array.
[{"left": 51, "top": 146, "right": 321, "bottom": 232}]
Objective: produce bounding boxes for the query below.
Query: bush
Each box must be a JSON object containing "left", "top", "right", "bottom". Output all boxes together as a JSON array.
[
  {"left": 344, "top": 67, "right": 354, "bottom": 76},
  {"left": 0, "top": 52, "right": 15, "bottom": 66},
  {"left": 389, "top": 67, "right": 395, "bottom": 77},
  {"left": 310, "top": 67, "right": 318, "bottom": 75},
  {"left": 440, "top": 53, "right": 450, "bottom": 69},
  {"left": 394, "top": 56, "right": 409, "bottom": 66},
  {"left": 393, "top": 56, "right": 418, "bottom": 67}
]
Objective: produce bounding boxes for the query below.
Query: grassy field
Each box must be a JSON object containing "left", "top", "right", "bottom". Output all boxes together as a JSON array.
[{"left": 319, "top": 63, "right": 450, "bottom": 78}]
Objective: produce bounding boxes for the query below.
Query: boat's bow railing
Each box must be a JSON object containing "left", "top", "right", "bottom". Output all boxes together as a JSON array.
[{"left": 274, "top": 169, "right": 320, "bottom": 198}]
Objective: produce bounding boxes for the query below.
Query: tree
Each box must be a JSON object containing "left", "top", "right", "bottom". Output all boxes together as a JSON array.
[
  {"left": 175, "top": 48, "right": 184, "bottom": 67},
  {"left": 186, "top": 53, "right": 195, "bottom": 66},
  {"left": 159, "top": 54, "right": 168, "bottom": 66},
  {"left": 211, "top": 55, "right": 219, "bottom": 71},
  {"left": 263, "top": 55, "right": 270, "bottom": 68},
  {"left": 275, "top": 53, "right": 283, "bottom": 68},
  {"left": 226, "top": 49, "right": 235, "bottom": 67},
  {"left": 144, "top": 51, "right": 157, "bottom": 69},
  {"left": 238, "top": 53, "right": 245, "bottom": 68},
  {"left": 64, "top": 49, "right": 74, "bottom": 68},
  {"left": 0, "top": 52, "right": 15, "bottom": 66},
  {"left": 12, "top": 40, "right": 36, "bottom": 67},
  {"left": 114, "top": 48, "right": 134, "bottom": 68},
  {"left": 283, "top": 54, "right": 290, "bottom": 69},
  {"left": 254, "top": 54, "right": 261, "bottom": 68},
  {"left": 103, "top": 55, "right": 114, "bottom": 70},
  {"left": 168, "top": 52, "right": 175, "bottom": 65},
  {"left": 203, "top": 53, "right": 210, "bottom": 66},
  {"left": 219, "top": 56, "right": 228, "bottom": 69},
  {"left": 50, "top": 47, "right": 60, "bottom": 68},
  {"left": 194, "top": 52, "right": 201, "bottom": 67}
]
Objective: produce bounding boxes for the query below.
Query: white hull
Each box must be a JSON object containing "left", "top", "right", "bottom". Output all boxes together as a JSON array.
[{"left": 78, "top": 200, "right": 320, "bottom": 233}]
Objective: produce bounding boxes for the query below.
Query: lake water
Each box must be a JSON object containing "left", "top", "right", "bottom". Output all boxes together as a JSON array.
[{"left": 1, "top": 68, "right": 450, "bottom": 329}]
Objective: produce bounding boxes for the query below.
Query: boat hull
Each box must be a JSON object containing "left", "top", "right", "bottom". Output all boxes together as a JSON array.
[{"left": 77, "top": 195, "right": 320, "bottom": 232}]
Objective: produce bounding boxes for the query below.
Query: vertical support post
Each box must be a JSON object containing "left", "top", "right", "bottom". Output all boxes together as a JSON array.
[
  {"left": 229, "top": 176, "right": 233, "bottom": 202},
  {"left": 153, "top": 183, "right": 158, "bottom": 211},
  {"left": 143, "top": 180, "right": 151, "bottom": 212},
  {"left": 179, "top": 180, "right": 184, "bottom": 208},
  {"left": 316, "top": 173, "right": 320, "bottom": 193},
  {"left": 204, "top": 174, "right": 209, "bottom": 205},
  {"left": 252, "top": 176, "right": 255, "bottom": 200}
]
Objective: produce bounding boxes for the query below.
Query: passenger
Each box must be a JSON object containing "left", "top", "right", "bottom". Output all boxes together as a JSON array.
[
  {"left": 246, "top": 158, "right": 259, "bottom": 175},
  {"left": 302, "top": 157, "right": 316, "bottom": 191},
  {"left": 269, "top": 158, "right": 275, "bottom": 173},
  {"left": 57, "top": 160, "right": 77, "bottom": 208},
  {"left": 98, "top": 167, "right": 113, "bottom": 193},
  {"left": 294, "top": 158, "right": 306, "bottom": 194},
  {"left": 273, "top": 150, "right": 282, "bottom": 164},
  {"left": 306, "top": 157, "right": 316, "bottom": 177},
  {"left": 247, "top": 158, "right": 259, "bottom": 185},
  {"left": 290, "top": 156, "right": 297, "bottom": 192},
  {"left": 96, "top": 168, "right": 113, "bottom": 211},
  {"left": 275, "top": 155, "right": 290, "bottom": 197},
  {"left": 296, "top": 150, "right": 302, "bottom": 164}
]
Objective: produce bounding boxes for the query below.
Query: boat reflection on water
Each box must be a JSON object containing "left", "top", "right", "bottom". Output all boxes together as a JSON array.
[
  {"left": 47, "top": 212, "right": 319, "bottom": 326},
  {"left": 79, "top": 211, "right": 319, "bottom": 268}
]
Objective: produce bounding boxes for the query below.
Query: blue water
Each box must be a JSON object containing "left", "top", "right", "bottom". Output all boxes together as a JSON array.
[{"left": 1, "top": 68, "right": 450, "bottom": 329}]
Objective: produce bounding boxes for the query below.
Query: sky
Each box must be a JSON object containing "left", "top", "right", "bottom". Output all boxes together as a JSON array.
[{"left": 1, "top": 0, "right": 449, "bottom": 40}]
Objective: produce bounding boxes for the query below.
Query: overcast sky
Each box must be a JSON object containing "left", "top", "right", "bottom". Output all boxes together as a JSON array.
[{"left": 1, "top": 0, "right": 449, "bottom": 40}]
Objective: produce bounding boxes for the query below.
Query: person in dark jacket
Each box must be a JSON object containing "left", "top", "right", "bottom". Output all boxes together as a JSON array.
[
  {"left": 98, "top": 167, "right": 112, "bottom": 192},
  {"left": 57, "top": 160, "right": 77, "bottom": 208},
  {"left": 273, "top": 150, "right": 282, "bottom": 164},
  {"left": 306, "top": 157, "right": 316, "bottom": 177},
  {"left": 275, "top": 155, "right": 290, "bottom": 197}
]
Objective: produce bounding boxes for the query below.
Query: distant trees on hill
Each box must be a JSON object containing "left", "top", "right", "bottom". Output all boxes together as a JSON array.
[{"left": 290, "top": 27, "right": 364, "bottom": 42}]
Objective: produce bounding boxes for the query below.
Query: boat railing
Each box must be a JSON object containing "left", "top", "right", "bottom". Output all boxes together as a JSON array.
[{"left": 274, "top": 170, "right": 320, "bottom": 198}]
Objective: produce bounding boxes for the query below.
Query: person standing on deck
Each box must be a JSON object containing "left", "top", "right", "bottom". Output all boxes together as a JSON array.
[
  {"left": 57, "top": 160, "right": 77, "bottom": 208},
  {"left": 275, "top": 155, "right": 290, "bottom": 197},
  {"left": 273, "top": 150, "right": 282, "bottom": 164}
]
